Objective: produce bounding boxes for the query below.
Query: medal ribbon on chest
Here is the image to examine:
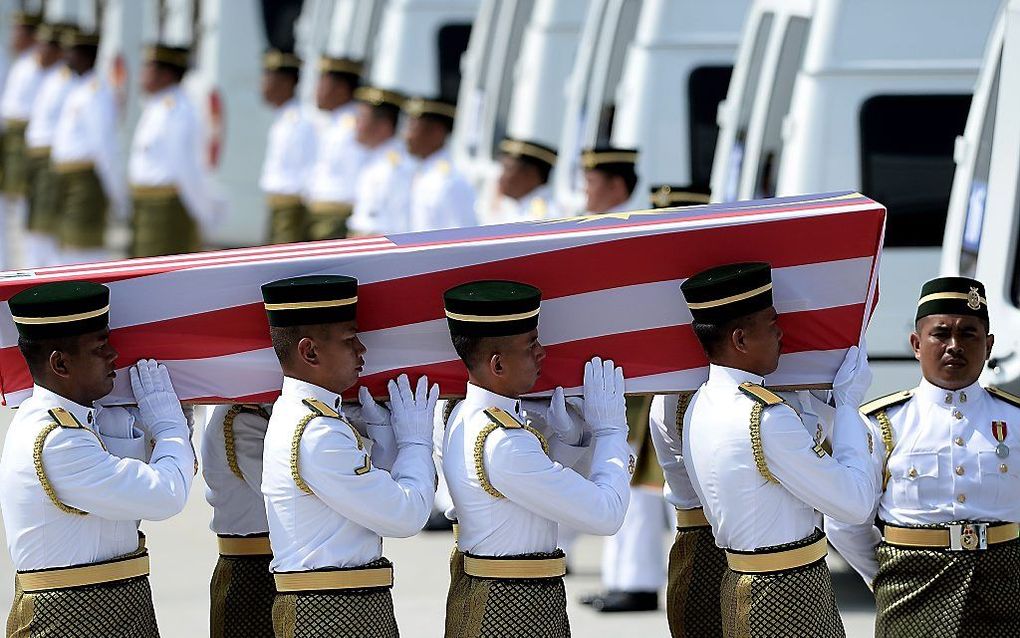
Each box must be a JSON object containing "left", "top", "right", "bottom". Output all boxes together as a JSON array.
[{"left": 992, "top": 420, "right": 1009, "bottom": 458}]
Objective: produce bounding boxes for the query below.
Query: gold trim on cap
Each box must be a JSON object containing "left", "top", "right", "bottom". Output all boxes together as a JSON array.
[
  {"left": 725, "top": 535, "right": 828, "bottom": 573},
  {"left": 12, "top": 305, "right": 110, "bottom": 326},
  {"left": 217, "top": 536, "right": 273, "bottom": 556},
  {"left": 319, "top": 57, "right": 362, "bottom": 75},
  {"left": 18, "top": 555, "right": 150, "bottom": 592},
  {"left": 463, "top": 555, "right": 566, "bottom": 579},
  {"left": 145, "top": 46, "right": 190, "bottom": 68},
  {"left": 273, "top": 566, "right": 393, "bottom": 591},
  {"left": 685, "top": 283, "right": 773, "bottom": 310},
  {"left": 354, "top": 86, "right": 405, "bottom": 108},
  {"left": 581, "top": 151, "right": 638, "bottom": 169},
  {"left": 917, "top": 291, "right": 986, "bottom": 308},
  {"left": 404, "top": 97, "right": 456, "bottom": 119},
  {"left": 264, "top": 50, "right": 302, "bottom": 70},
  {"left": 444, "top": 308, "right": 540, "bottom": 323},
  {"left": 499, "top": 140, "right": 557, "bottom": 166},
  {"left": 264, "top": 297, "right": 358, "bottom": 311}
]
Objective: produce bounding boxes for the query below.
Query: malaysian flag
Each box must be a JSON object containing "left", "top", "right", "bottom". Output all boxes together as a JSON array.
[{"left": 0, "top": 191, "right": 885, "bottom": 406}]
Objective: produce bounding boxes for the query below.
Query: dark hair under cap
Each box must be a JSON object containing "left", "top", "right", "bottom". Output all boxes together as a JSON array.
[
  {"left": 444, "top": 280, "right": 542, "bottom": 337},
  {"left": 680, "top": 262, "right": 774, "bottom": 324},
  {"left": 261, "top": 275, "right": 358, "bottom": 327},
  {"left": 9, "top": 281, "right": 110, "bottom": 339},
  {"left": 915, "top": 276, "right": 989, "bottom": 324}
]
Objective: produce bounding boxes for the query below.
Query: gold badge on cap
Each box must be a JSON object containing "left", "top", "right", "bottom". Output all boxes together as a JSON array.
[{"left": 968, "top": 287, "right": 982, "bottom": 310}]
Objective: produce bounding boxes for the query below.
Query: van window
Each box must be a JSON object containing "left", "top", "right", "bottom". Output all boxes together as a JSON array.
[
  {"left": 752, "top": 16, "right": 810, "bottom": 199},
  {"left": 688, "top": 66, "right": 733, "bottom": 190},
  {"left": 593, "top": 0, "right": 642, "bottom": 146},
  {"left": 859, "top": 94, "right": 972, "bottom": 247},
  {"left": 260, "top": 0, "right": 305, "bottom": 50},
  {"left": 960, "top": 50, "right": 1002, "bottom": 276},
  {"left": 489, "top": 1, "right": 534, "bottom": 159},
  {"left": 723, "top": 12, "right": 774, "bottom": 202},
  {"left": 438, "top": 23, "right": 473, "bottom": 102}
]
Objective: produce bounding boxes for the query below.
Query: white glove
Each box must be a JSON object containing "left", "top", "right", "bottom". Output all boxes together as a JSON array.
[
  {"left": 129, "top": 359, "right": 187, "bottom": 438},
  {"left": 388, "top": 374, "right": 440, "bottom": 448},
  {"left": 832, "top": 343, "right": 873, "bottom": 408},
  {"left": 344, "top": 386, "right": 392, "bottom": 437},
  {"left": 582, "top": 357, "right": 628, "bottom": 437},
  {"left": 546, "top": 387, "right": 587, "bottom": 446}
]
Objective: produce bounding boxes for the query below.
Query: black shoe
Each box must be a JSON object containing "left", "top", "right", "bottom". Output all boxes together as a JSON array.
[
  {"left": 590, "top": 590, "right": 659, "bottom": 612},
  {"left": 423, "top": 510, "right": 454, "bottom": 531},
  {"left": 579, "top": 591, "right": 610, "bottom": 606}
]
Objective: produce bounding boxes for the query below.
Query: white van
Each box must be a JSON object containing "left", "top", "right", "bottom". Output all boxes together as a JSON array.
[
  {"left": 582, "top": 0, "right": 748, "bottom": 212},
  {"left": 711, "top": 0, "right": 999, "bottom": 394},
  {"left": 941, "top": 0, "right": 1020, "bottom": 391}
]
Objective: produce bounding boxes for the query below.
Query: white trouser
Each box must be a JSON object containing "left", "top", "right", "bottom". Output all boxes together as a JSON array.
[
  {"left": 600, "top": 485, "right": 670, "bottom": 591},
  {"left": 0, "top": 196, "right": 27, "bottom": 269}
]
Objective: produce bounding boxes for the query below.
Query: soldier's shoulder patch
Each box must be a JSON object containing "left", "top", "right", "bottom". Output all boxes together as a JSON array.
[
  {"left": 859, "top": 390, "right": 913, "bottom": 416},
  {"left": 340, "top": 114, "right": 355, "bottom": 130},
  {"left": 162, "top": 95, "right": 175, "bottom": 108},
  {"left": 529, "top": 197, "right": 548, "bottom": 219},
  {"left": 986, "top": 386, "right": 1020, "bottom": 409},
  {"left": 302, "top": 397, "right": 340, "bottom": 419},
  {"left": 483, "top": 407, "right": 523, "bottom": 430},
  {"left": 387, "top": 150, "right": 401, "bottom": 166},
  {"left": 738, "top": 382, "right": 785, "bottom": 406},
  {"left": 436, "top": 159, "right": 450, "bottom": 175},
  {"left": 48, "top": 407, "right": 82, "bottom": 429}
]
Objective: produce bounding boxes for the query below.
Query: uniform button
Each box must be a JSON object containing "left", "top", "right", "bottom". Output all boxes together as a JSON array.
[
  {"left": 1001, "top": 464, "right": 1009, "bottom": 474},
  {"left": 955, "top": 436, "right": 965, "bottom": 446},
  {"left": 944, "top": 393, "right": 953, "bottom": 404},
  {"left": 86, "top": 412, "right": 93, "bottom": 423},
  {"left": 960, "top": 392, "right": 968, "bottom": 403},
  {"left": 908, "top": 467, "right": 918, "bottom": 478},
  {"left": 955, "top": 466, "right": 965, "bottom": 476},
  {"left": 953, "top": 409, "right": 963, "bottom": 420},
  {"left": 957, "top": 494, "right": 967, "bottom": 503}
]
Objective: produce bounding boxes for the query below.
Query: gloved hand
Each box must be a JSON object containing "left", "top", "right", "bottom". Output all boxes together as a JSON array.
[
  {"left": 129, "top": 359, "right": 187, "bottom": 438},
  {"left": 388, "top": 374, "right": 439, "bottom": 448},
  {"left": 344, "top": 386, "right": 392, "bottom": 437},
  {"left": 832, "top": 342, "right": 873, "bottom": 408},
  {"left": 546, "top": 387, "right": 587, "bottom": 446},
  {"left": 582, "top": 357, "right": 628, "bottom": 437}
]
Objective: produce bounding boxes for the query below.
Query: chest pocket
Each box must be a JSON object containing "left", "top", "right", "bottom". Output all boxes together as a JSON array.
[
  {"left": 978, "top": 450, "right": 1018, "bottom": 507},
  {"left": 888, "top": 451, "right": 940, "bottom": 508}
]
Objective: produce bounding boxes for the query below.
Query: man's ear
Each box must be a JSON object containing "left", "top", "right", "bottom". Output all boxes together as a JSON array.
[
  {"left": 986, "top": 332, "right": 995, "bottom": 361},
  {"left": 489, "top": 352, "right": 504, "bottom": 378},
  {"left": 909, "top": 332, "right": 921, "bottom": 362},
  {"left": 49, "top": 349, "right": 71, "bottom": 379},
  {"left": 731, "top": 328, "right": 748, "bottom": 354},
  {"left": 297, "top": 336, "right": 318, "bottom": 367}
]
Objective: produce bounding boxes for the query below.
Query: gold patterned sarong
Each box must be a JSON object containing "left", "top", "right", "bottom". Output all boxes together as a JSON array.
[
  {"left": 210, "top": 534, "right": 275, "bottom": 638},
  {"left": 667, "top": 523, "right": 727, "bottom": 637}
]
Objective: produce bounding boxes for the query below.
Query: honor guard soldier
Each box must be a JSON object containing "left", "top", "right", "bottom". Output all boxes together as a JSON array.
[
  {"left": 0, "top": 281, "right": 196, "bottom": 638},
  {"left": 581, "top": 146, "right": 639, "bottom": 215},
  {"left": 50, "top": 25, "right": 126, "bottom": 265},
  {"left": 202, "top": 403, "right": 276, "bottom": 638},
  {"left": 347, "top": 85, "right": 411, "bottom": 237},
  {"left": 129, "top": 43, "right": 224, "bottom": 257},
  {"left": 22, "top": 22, "right": 72, "bottom": 266},
  {"left": 680, "top": 262, "right": 879, "bottom": 638},
  {"left": 827, "top": 276, "right": 1020, "bottom": 637},
  {"left": 441, "top": 280, "right": 632, "bottom": 637},
  {"left": 0, "top": 10, "right": 42, "bottom": 268},
  {"left": 260, "top": 275, "right": 437, "bottom": 638},
  {"left": 649, "top": 183, "right": 712, "bottom": 209},
  {"left": 303, "top": 56, "right": 365, "bottom": 240},
  {"left": 259, "top": 49, "right": 316, "bottom": 245},
  {"left": 403, "top": 96, "right": 477, "bottom": 232},
  {"left": 484, "top": 137, "right": 560, "bottom": 224}
]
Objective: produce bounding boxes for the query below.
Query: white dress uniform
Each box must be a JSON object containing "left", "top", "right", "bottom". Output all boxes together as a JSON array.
[
  {"left": 203, "top": 405, "right": 272, "bottom": 538},
  {"left": 259, "top": 98, "right": 317, "bottom": 200},
  {"left": 0, "top": 385, "right": 194, "bottom": 571},
  {"left": 348, "top": 136, "right": 415, "bottom": 236},
  {"left": 827, "top": 378, "right": 1020, "bottom": 584},
  {"left": 22, "top": 62, "right": 73, "bottom": 265},
  {"left": 486, "top": 183, "right": 560, "bottom": 225},
  {"left": 304, "top": 101, "right": 362, "bottom": 206},
  {"left": 262, "top": 376, "right": 435, "bottom": 573},
  {"left": 443, "top": 383, "right": 631, "bottom": 557},
  {"left": 408, "top": 146, "right": 477, "bottom": 232},
  {"left": 129, "top": 84, "right": 224, "bottom": 232}
]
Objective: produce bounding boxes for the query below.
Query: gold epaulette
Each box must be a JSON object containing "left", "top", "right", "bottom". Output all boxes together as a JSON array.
[
  {"left": 302, "top": 397, "right": 340, "bottom": 419},
  {"left": 987, "top": 386, "right": 1020, "bottom": 409},
  {"left": 738, "top": 382, "right": 785, "bottom": 406},
  {"left": 48, "top": 407, "right": 82, "bottom": 428},
  {"left": 474, "top": 407, "right": 549, "bottom": 498},
  {"left": 222, "top": 404, "right": 270, "bottom": 482},
  {"left": 442, "top": 399, "right": 461, "bottom": 426},
  {"left": 860, "top": 390, "right": 913, "bottom": 416}
]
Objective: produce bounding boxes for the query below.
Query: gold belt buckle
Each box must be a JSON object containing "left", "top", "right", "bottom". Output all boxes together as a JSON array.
[{"left": 950, "top": 523, "right": 987, "bottom": 551}]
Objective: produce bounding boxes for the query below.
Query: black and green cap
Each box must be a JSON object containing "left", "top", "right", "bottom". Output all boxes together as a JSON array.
[
  {"left": 261, "top": 275, "right": 358, "bottom": 327},
  {"left": 649, "top": 184, "right": 711, "bottom": 209},
  {"left": 403, "top": 96, "right": 457, "bottom": 127},
  {"left": 263, "top": 48, "right": 301, "bottom": 72},
  {"left": 144, "top": 43, "right": 191, "bottom": 70},
  {"left": 499, "top": 138, "right": 558, "bottom": 171},
  {"left": 581, "top": 146, "right": 638, "bottom": 175},
  {"left": 444, "top": 280, "right": 541, "bottom": 337},
  {"left": 680, "top": 262, "right": 773, "bottom": 324},
  {"left": 9, "top": 281, "right": 110, "bottom": 339},
  {"left": 916, "top": 276, "right": 988, "bottom": 324}
]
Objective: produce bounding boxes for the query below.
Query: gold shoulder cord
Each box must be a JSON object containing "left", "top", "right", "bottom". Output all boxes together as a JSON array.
[
  {"left": 749, "top": 403, "right": 779, "bottom": 484},
  {"left": 474, "top": 422, "right": 505, "bottom": 498},
  {"left": 34, "top": 423, "right": 88, "bottom": 516},
  {"left": 339, "top": 417, "right": 365, "bottom": 450},
  {"left": 442, "top": 399, "right": 460, "bottom": 426},
  {"left": 222, "top": 405, "right": 245, "bottom": 482},
  {"left": 675, "top": 392, "right": 694, "bottom": 445},
  {"left": 290, "top": 414, "right": 317, "bottom": 494},
  {"left": 876, "top": 410, "right": 894, "bottom": 491}
]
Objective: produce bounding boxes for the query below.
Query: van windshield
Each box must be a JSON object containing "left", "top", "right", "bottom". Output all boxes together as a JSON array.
[
  {"left": 438, "top": 23, "right": 473, "bottom": 102},
  {"left": 689, "top": 66, "right": 733, "bottom": 190},
  {"left": 960, "top": 50, "right": 1003, "bottom": 276},
  {"left": 859, "top": 94, "right": 972, "bottom": 248}
]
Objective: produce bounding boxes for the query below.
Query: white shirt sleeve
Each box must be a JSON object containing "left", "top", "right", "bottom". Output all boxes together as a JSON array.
[
  {"left": 231, "top": 410, "right": 270, "bottom": 496},
  {"left": 649, "top": 395, "right": 701, "bottom": 509},
  {"left": 87, "top": 86, "right": 128, "bottom": 219},
  {"left": 42, "top": 424, "right": 194, "bottom": 521},
  {"left": 761, "top": 404, "right": 880, "bottom": 525},
  {"left": 444, "top": 176, "right": 477, "bottom": 229},
  {"left": 168, "top": 104, "right": 224, "bottom": 229},
  {"left": 94, "top": 406, "right": 147, "bottom": 461},
  {"left": 299, "top": 417, "right": 436, "bottom": 538},
  {"left": 485, "top": 428, "right": 631, "bottom": 535}
]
